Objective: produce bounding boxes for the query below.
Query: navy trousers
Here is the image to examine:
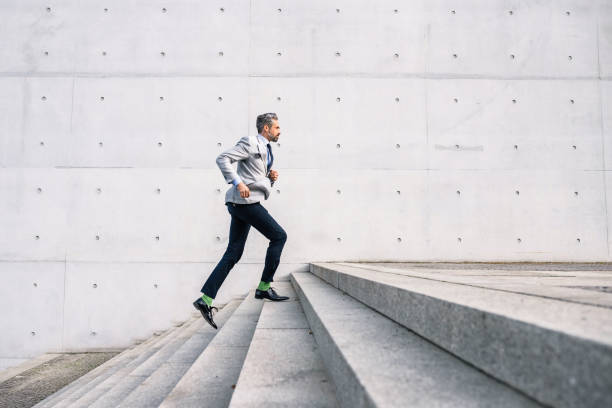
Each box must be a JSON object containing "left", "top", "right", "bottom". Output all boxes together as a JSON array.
[{"left": 200, "top": 201, "right": 287, "bottom": 299}]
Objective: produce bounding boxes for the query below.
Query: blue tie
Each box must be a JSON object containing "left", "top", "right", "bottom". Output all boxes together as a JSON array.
[{"left": 266, "top": 143, "right": 274, "bottom": 169}]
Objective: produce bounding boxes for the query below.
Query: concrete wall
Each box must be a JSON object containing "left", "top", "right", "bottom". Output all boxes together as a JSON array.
[{"left": 1, "top": 0, "right": 611, "bottom": 368}]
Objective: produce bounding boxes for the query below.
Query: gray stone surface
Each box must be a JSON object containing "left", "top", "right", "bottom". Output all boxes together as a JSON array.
[
  {"left": 3, "top": 0, "right": 612, "bottom": 371},
  {"left": 312, "top": 262, "right": 612, "bottom": 408},
  {"left": 369, "top": 262, "right": 612, "bottom": 272},
  {"left": 62, "top": 317, "right": 197, "bottom": 408},
  {"left": 117, "top": 298, "right": 242, "bottom": 408},
  {"left": 0, "top": 352, "right": 118, "bottom": 408},
  {"left": 160, "top": 290, "right": 263, "bottom": 408},
  {"left": 349, "top": 262, "right": 612, "bottom": 308},
  {"left": 32, "top": 325, "right": 175, "bottom": 408},
  {"left": 292, "top": 272, "right": 542, "bottom": 408},
  {"left": 255, "top": 285, "right": 310, "bottom": 329},
  {"left": 87, "top": 312, "right": 208, "bottom": 408},
  {"left": 0, "top": 353, "right": 62, "bottom": 384},
  {"left": 229, "top": 282, "right": 338, "bottom": 408}
]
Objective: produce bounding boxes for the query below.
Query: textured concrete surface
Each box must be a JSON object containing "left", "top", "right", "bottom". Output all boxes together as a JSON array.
[
  {"left": 0, "top": 352, "right": 118, "bottom": 408},
  {"left": 312, "top": 262, "right": 612, "bottom": 408},
  {"left": 0, "top": 353, "right": 61, "bottom": 384},
  {"left": 2, "top": 0, "right": 612, "bottom": 364},
  {"left": 54, "top": 318, "right": 194, "bottom": 408},
  {"left": 160, "top": 290, "right": 263, "bottom": 408},
  {"left": 369, "top": 261, "right": 612, "bottom": 272},
  {"left": 291, "top": 272, "right": 541, "bottom": 408},
  {"left": 229, "top": 282, "right": 338, "bottom": 408},
  {"left": 355, "top": 262, "right": 612, "bottom": 308},
  {"left": 85, "top": 315, "right": 206, "bottom": 408},
  {"left": 31, "top": 328, "right": 171, "bottom": 408},
  {"left": 117, "top": 298, "right": 242, "bottom": 408}
]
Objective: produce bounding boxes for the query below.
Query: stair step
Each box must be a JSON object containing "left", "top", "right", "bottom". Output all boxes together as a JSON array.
[
  {"left": 228, "top": 282, "right": 338, "bottom": 408},
  {"left": 87, "top": 309, "right": 216, "bottom": 408},
  {"left": 310, "top": 262, "right": 612, "bottom": 408},
  {"left": 117, "top": 298, "right": 243, "bottom": 408},
  {"left": 159, "top": 290, "right": 263, "bottom": 408},
  {"left": 33, "top": 323, "right": 177, "bottom": 408},
  {"left": 61, "top": 315, "right": 199, "bottom": 408},
  {"left": 292, "top": 272, "right": 541, "bottom": 408}
]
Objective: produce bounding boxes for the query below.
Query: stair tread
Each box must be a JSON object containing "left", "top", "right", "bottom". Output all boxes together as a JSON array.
[
  {"left": 159, "top": 290, "right": 263, "bottom": 408},
  {"left": 87, "top": 315, "right": 207, "bottom": 408},
  {"left": 325, "top": 262, "right": 612, "bottom": 342},
  {"left": 292, "top": 272, "right": 541, "bottom": 408},
  {"left": 229, "top": 282, "right": 338, "bottom": 408},
  {"left": 36, "top": 324, "right": 178, "bottom": 408},
  {"left": 311, "top": 262, "right": 612, "bottom": 408},
  {"left": 59, "top": 316, "right": 198, "bottom": 408},
  {"left": 32, "top": 328, "right": 172, "bottom": 408},
  {"left": 117, "top": 298, "right": 243, "bottom": 408}
]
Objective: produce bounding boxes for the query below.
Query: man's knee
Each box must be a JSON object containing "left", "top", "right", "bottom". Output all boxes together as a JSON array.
[{"left": 275, "top": 229, "right": 287, "bottom": 243}]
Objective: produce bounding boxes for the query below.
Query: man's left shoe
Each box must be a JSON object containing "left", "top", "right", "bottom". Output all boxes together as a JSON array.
[
  {"left": 254, "top": 286, "right": 289, "bottom": 301},
  {"left": 193, "top": 297, "right": 219, "bottom": 329}
]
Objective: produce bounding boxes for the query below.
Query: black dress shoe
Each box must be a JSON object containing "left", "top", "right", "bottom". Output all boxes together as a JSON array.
[
  {"left": 193, "top": 297, "right": 219, "bottom": 329},
  {"left": 254, "top": 286, "right": 289, "bottom": 301}
]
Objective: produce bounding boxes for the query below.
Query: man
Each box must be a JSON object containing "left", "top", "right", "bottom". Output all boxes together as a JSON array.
[{"left": 193, "top": 113, "right": 290, "bottom": 329}]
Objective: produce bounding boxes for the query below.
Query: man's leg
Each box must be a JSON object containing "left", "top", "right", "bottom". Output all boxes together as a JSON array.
[
  {"left": 200, "top": 204, "right": 251, "bottom": 301},
  {"left": 238, "top": 203, "right": 287, "bottom": 286}
]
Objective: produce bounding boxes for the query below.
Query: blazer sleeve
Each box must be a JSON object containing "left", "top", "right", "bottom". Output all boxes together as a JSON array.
[{"left": 216, "top": 136, "right": 251, "bottom": 184}]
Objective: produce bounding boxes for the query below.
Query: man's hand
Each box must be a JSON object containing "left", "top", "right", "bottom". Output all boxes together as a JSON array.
[
  {"left": 237, "top": 182, "right": 250, "bottom": 198},
  {"left": 268, "top": 170, "right": 279, "bottom": 182}
]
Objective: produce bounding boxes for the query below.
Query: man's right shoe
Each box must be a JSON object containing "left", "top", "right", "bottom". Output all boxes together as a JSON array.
[
  {"left": 193, "top": 297, "right": 218, "bottom": 329},
  {"left": 254, "top": 286, "right": 290, "bottom": 301}
]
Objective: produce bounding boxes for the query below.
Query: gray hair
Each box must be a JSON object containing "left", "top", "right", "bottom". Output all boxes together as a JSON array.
[{"left": 256, "top": 112, "right": 278, "bottom": 133}]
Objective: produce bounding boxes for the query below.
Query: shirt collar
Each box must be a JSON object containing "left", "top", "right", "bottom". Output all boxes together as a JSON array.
[{"left": 257, "top": 133, "right": 270, "bottom": 145}]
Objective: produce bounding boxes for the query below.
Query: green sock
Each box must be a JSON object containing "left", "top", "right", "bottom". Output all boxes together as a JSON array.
[
  {"left": 257, "top": 280, "right": 270, "bottom": 291},
  {"left": 201, "top": 293, "right": 213, "bottom": 306}
]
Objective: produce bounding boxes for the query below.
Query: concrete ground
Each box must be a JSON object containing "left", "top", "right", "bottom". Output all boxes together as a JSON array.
[{"left": 0, "top": 352, "right": 119, "bottom": 408}]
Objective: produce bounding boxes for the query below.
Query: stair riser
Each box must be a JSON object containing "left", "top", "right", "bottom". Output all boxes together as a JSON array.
[
  {"left": 159, "top": 292, "right": 263, "bottom": 408},
  {"left": 228, "top": 283, "right": 338, "bottom": 408},
  {"left": 65, "top": 319, "right": 196, "bottom": 408},
  {"left": 33, "top": 330, "right": 170, "bottom": 408},
  {"left": 117, "top": 299, "right": 243, "bottom": 408},
  {"left": 89, "top": 319, "right": 204, "bottom": 408},
  {"left": 42, "top": 326, "right": 179, "bottom": 408},
  {"left": 291, "top": 274, "right": 377, "bottom": 408},
  {"left": 293, "top": 272, "right": 543, "bottom": 408},
  {"left": 311, "top": 264, "right": 612, "bottom": 408}
]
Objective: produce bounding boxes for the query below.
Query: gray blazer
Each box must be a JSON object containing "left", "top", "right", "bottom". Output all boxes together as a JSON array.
[{"left": 216, "top": 135, "right": 274, "bottom": 204}]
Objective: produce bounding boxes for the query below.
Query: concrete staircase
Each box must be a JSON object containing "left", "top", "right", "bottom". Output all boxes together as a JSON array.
[
  {"left": 32, "top": 263, "right": 611, "bottom": 408},
  {"left": 302, "top": 263, "right": 612, "bottom": 408},
  {"left": 33, "top": 283, "right": 337, "bottom": 408}
]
